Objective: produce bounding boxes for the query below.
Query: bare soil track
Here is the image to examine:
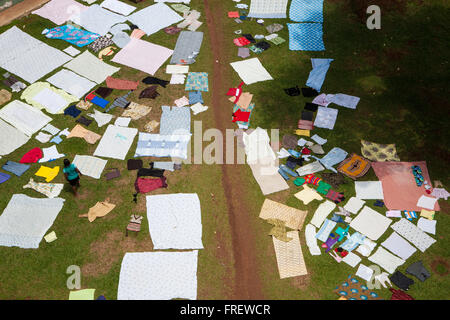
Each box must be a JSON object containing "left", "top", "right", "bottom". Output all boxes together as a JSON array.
[{"left": 203, "top": 0, "right": 264, "bottom": 299}]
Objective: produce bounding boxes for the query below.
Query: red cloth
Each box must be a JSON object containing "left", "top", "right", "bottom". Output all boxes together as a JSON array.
[
  {"left": 233, "top": 37, "right": 251, "bottom": 47},
  {"left": 20, "top": 148, "right": 43, "bottom": 163},
  {"left": 228, "top": 11, "right": 240, "bottom": 18},
  {"left": 226, "top": 82, "right": 245, "bottom": 103},
  {"left": 302, "top": 148, "right": 311, "bottom": 155},
  {"left": 135, "top": 176, "right": 167, "bottom": 193},
  {"left": 85, "top": 91, "right": 96, "bottom": 102},
  {"left": 232, "top": 109, "right": 251, "bottom": 123},
  {"left": 106, "top": 76, "right": 139, "bottom": 90},
  {"left": 389, "top": 288, "right": 414, "bottom": 300}
]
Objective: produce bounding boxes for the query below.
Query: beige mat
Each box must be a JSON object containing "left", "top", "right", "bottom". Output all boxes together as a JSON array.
[
  {"left": 273, "top": 231, "right": 308, "bottom": 279},
  {"left": 259, "top": 199, "right": 307, "bottom": 230}
]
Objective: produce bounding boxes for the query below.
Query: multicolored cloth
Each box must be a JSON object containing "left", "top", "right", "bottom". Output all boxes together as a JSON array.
[
  {"left": 361, "top": 140, "right": 400, "bottom": 162},
  {"left": 185, "top": 72, "right": 209, "bottom": 91},
  {"left": 44, "top": 25, "right": 100, "bottom": 47},
  {"left": 88, "top": 35, "right": 115, "bottom": 53},
  {"left": 334, "top": 276, "right": 382, "bottom": 300},
  {"left": 233, "top": 103, "right": 255, "bottom": 128},
  {"left": 337, "top": 153, "right": 371, "bottom": 180}
]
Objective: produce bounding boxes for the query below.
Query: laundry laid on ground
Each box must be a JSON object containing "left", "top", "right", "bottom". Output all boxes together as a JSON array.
[
  {"left": 21, "top": 82, "right": 78, "bottom": 114},
  {"left": 94, "top": 125, "right": 138, "bottom": 160},
  {"left": 43, "top": 25, "right": 100, "bottom": 47},
  {"left": 72, "top": 155, "right": 107, "bottom": 179},
  {"left": 32, "top": 0, "right": 88, "bottom": 25},
  {"left": 117, "top": 251, "right": 198, "bottom": 300},
  {"left": 170, "top": 31, "right": 203, "bottom": 65},
  {"left": 0, "top": 194, "right": 65, "bottom": 249},
  {"left": 128, "top": 3, "right": 184, "bottom": 36},
  {"left": 64, "top": 51, "right": 120, "bottom": 84}
]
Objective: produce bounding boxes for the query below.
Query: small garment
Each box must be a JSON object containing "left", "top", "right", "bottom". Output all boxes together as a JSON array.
[
  {"left": 88, "top": 35, "right": 114, "bottom": 52},
  {"left": 431, "top": 187, "right": 450, "bottom": 200},
  {"left": 95, "top": 87, "right": 114, "bottom": 98},
  {"left": 316, "top": 181, "right": 332, "bottom": 195},
  {"left": 35, "top": 166, "right": 60, "bottom": 182},
  {"left": 416, "top": 195, "right": 438, "bottom": 210},
  {"left": 114, "top": 117, "right": 131, "bottom": 127},
  {"left": 39, "top": 145, "right": 65, "bottom": 163},
  {"left": 298, "top": 120, "right": 313, "bottom": 130},
  {"left": 142, "top": 76, "right": 170, "bottom": 87},
  {"left": 189, "top": 91, "right": 203, "bottom": 104},
  {"left": 315, "top": 219, "right": 337, "bottom": 242},
  {"left": 356, "top": 264, "right": 374, "bottom": 282},
  {"left": 0, "top": 89, "right": 12, "bottom": 105},
  {"left": 301, "top": 87, "right": 319, "bottom": 97},
  {"left": 20, "top": 148, "right": 43, "bottom": 164},
  {"left": 284, "top": 86, "right": 301, "bottom": 96},
  {"left": 139, "top": 86, "right": 160, "bottom": 99},
  {"left": 137, "top": 167, "right": 165, "bottom": 178},
  {"left": 232, "top": 110, "right": 251, "bottom": 123},
  {"left": 88, "top": 109, "right": 113, "bottom": 127},
  {"left": 64, "top": 105, "right": 82, "bottom": 118},
  {"left": 417, "top": 217, "right": 436, "bottom": 235},
  {"left": 127, "top": 159, "right": 143, "bottom": 170},
  {"left": 104, "top": 168, "right": 120, "bottom": 180},
  {"left": 310, "top": 144, "right": 324, "bottom": 154},
  {"left": 341, "top": 232, "right": 365, "bottom": 252},
  {"left": 301, "top": 110, "right": 314, "bottom": 121},
  {"left": 234, "top": 37, "right": 250, "bottom": 47},
  {"left": 76, "top": 116, "right": 93, "bottom": 127},
  {"left": 389, "top": 271, "right": 414, "bottom": 291},
  {"left": 122, "top": 102, "right": 151, "bottom": 120},
  {"left": 23, "top": 178, "right": 63, "bottom": 198},
  {"left": 76, "top": 100, "right": 93, "bottom": 111},
  {"left": 238, "top": 47, "right": 250, "bottom": 58},
  {"left": 266, "top": 23, "right": 283, "bottom": 33},
  {"left": 390, "top": 288, "right": 414, "bottom": 300},
  {"left": 143, "top": 120, "right": 160, "bottom": 133},
  {"left": 106, "top": 76, "right": 139, "bottom": 90},
  {"left": 304, "top": 102, "right": 319, "bottom": 112},
  {"left": 374, "top": 200, "right": 385, "bottom": 207},
  {"left": 35, "top": 132, "right": 52, "bottom": 143},
  {"left": 106, "top": 91, "right": 132, "bottom": 112},
  {"left": 67, "top": 124, "right": 102, "bottom": 144},
  {"left": 49, "top": 135, "right": 62, "bottom": 145},
  {"left": 134, "top": 176, "right": 168, "bottom": 193},
  {"left": 2, "top": 161, "right": 30, "bottom": 176},
  {"left": 267, "top": 218, "right": 292, "bottom": 242},
  {"left": 374, "top": 272, "right": 392, "bottom": 288},
  {"left": 255, "top": 41, "right": 270, "bottom": 51},
  {"left": 83, "top": 200, "right": 116, "bottom": 222},
  {"left": 294, "top": 185, "right": 323, "bottom": 205},
  {"left": 406, "top": 261, "right": 431, "bottom": 282},
  {"left": 164, "top": 26, "right": 182, "bottom": 35},
  {"left": 0, "top": 172, "right": 11, "bottom": 184},
  {"left": 191, "top": 102, "right": 208, "bottom": 115},
  {"left": 420, "top": 209, "right": 435, "bottom": 220},
  {"left": 326, "top": 189, "right": 345, "bottom": 204},
  {"left": 282, "top": 135, "right": 299, "bottom": 149}
]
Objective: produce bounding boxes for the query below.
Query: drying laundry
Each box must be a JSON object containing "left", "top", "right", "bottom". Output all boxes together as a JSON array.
[
  {"left": 39, "top": 145, "right": 65, "bottom": 163},
  {"left": 306, "top": 58, "right": 333, "bottom": 92},
  {"left": 44, "top": 25, "right": 100, "bottom": 47},
  {"left": 287, "top": 23, "right": 325, "bottom": 51},
  {"left": 23, "top": 178, "right": 63, "bottom": 198},
  {"left": 35, "top": 166, "right": 60, "bottom": 182},
  {"left": 67, "top": 124, "right": 102, "bottom": 144}
]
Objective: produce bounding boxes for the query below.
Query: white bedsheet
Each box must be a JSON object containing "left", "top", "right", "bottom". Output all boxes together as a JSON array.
[
  {"left": 64, "top": 51, "right": 120, "bottom": 84},
  {"left": 146, "top": 193, "right": 203, "bottom": 250},
  {"left": 368, "top": 246, "right": 405, "bottom": 274},
  {"left": 0, "top": 194, "right": 65, "bottom": 249},
  {"left": 355, "top": 181, "right": 384, "bottom": 199},
  {"left": 0, "top": 100, "right": 51, "bottom": 136},
  {"left": 72, "top": 155, "right": 107, "bottom": 179},
  {"left": 381, "top": 231, "right": 417, "bottom": 260},
  {"left": 71, "top": 4, "right": 127, "bottom": 36},
  {"left": 47, "top": 69, "right": 96, "bottom": 99},
  {"left": 128, "top": 3, "right": 183, "bottom": 35},
  {"left": 0, "top": 26, "right": 72, "bottom": 83},
  {"left": 94, "top": 125, "right": 138, "bottom": 160},
  {"left": 350, "top": 206, "right": 392, "bottom": 241},
  {"left": 230, "top": 58, "right": 273, "bottom": 85},
  {"left": 117, "top": 251, "right": 198, "bottom": 300},
  {"left": 100, "top": 0, "right": 136, "bottom": 16},
  {"left": 0, "top": 119, "right": 30, "bottom": 157}
]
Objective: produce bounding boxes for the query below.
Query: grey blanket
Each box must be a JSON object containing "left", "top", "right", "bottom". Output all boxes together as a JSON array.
[{"left": 170, "top": 31, "right": 203, "bottom": 65}]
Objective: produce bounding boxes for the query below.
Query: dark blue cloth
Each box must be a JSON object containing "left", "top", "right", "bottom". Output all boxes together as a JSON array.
[
  {"left": 189, "top": 91, "right": 203, "bottom": 104},
  {"left": 374, "top": 200, "right": 385, "bottom": 207},
  {"left": 2, "top": 161, "right": 30, "bottom": 176},
  {"left": 0, "top": 172, "right": 11, "bottom": 184},
  {"left": 64, "top": 105, "right": 81, "bottom": 118}
]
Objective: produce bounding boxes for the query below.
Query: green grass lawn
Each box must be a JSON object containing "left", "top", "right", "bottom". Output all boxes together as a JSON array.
[
  {"left": 0, "top": 0, "right": 449, "bottom": 300},
  {"left": 216, "top": 0, "right": 450, "bottom": 299}
]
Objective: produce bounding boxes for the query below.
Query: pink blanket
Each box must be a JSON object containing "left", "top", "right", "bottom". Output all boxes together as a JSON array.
[
  {"left": 33, "top": 0, "right": 88, "bottom": 25},
  {"left": 372, "top": 161, "right": 440, "bottom": 211},
  {"left": 111, "top": 38, "right": 173, "bottom": 76}
]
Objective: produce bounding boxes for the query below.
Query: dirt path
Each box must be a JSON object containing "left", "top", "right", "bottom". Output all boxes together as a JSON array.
[
  {"left": 203, "top": 0, "right": 264, "bottom": 299},
  {"left": 0, "top": 0, "right": 49, "bottom": 26}
]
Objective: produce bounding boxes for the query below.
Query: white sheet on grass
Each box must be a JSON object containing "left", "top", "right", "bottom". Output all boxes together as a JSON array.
[
  {"left": 31, "top": 88, "right": 73, "bottom": 114},
  {"left": 248, "top": 0, "right": 289, "bottom": 18},
  {"left": 230, "top": 58, "right": 273, "bottom": 85},
  {"left": 71, "top": 4, "right": 127, "bottom": 36},
  {"left": 134, "top": 132, "right": 191, "bottom": 159},
  {"left": 343, "top": 197, "right": 366, "bottom": 214},
  {"left": 368, "top": 246, "right": 405, "bottom": 274},
  {"left": 0, "top": 100, "right": 52, "bottom": 136},
  {"left": 0, "top": 26, "right": 72, "bottom": 83},
  {"left": 117, "top": 251, "right": 198, "bottom": 300},
  {"left": 381, "top": 231, "right": 417, "bottom": 260},
  {"left": 417, "top": 217, "right": 436, "bottom": 235},
  {"left": 355, "top": 181, "right": 384, "bottom": 199},
  {"left": 0, "top": 119, "right": 30, "bottom": 157},
  {"left": 350, "top": 206, "right": 392, "bottom": 241},
  {"left": 0, "top": 194, "right": 65, "bottom": 249},
  {"left": 310, "top": 200, "right": 335, "bottom": 229},
  {"left": 94, "top": 125, "right": 138, "bottom": 160},
  {"left": 100, "top": 0, "right": 136, "bottom": 16},
  {"left": 305, "top": 224, "right": 321, "bottom": 256},
  {"left": 64, "top": 50, "right": 120, "bottom": 84},
  {"left": 128, "top": 3, "right": 183, "bottom": 35},
  {"left": 391, "top": 218, "right": 436, "bottom": 252},
  {"left": 72, "top": 155, "right": 107, "bottom": 179},
  {"left": 87, "top": 109, "right": 113, "bottom": 127},
  {"left": 47, "top": 69, "right": 97, "bottom": 99},
  {"left": 146, "top": 193, "right": 203, "bottom": 250}
]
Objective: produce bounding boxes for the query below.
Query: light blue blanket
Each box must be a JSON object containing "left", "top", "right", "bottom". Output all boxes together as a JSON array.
[
  {"left": 159, "top": 106, "right": 191, "bottom": 135},
  {"left": 289, "top": 0, "right": 324, "bottom": 22},
  {"left": 287, "top": 23, "right": 325, "bottom": 51}
]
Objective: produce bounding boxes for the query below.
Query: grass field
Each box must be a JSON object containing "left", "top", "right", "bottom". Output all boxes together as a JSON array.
[{"left": 0, "top": 0, "right": 449, "bottom": 300}]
